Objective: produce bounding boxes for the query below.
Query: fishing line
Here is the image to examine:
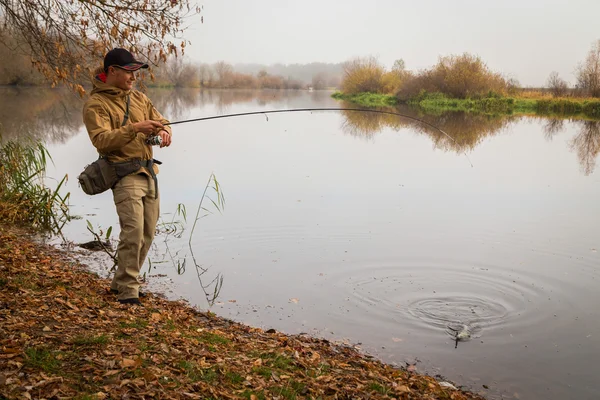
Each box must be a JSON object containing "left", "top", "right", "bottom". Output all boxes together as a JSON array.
[{"left": 164, "top": 108, "right": 473, "bottom": 167}]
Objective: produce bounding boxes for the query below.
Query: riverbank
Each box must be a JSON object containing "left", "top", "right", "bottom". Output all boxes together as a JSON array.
[
  {"left": 332, "top": 92, "right": 600, "bottom": 119},
  {"left": 0, "top": 223, "right": 484, "bottom": 399}
]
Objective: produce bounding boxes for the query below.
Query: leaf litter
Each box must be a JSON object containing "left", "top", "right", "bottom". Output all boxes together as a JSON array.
[{"left": 0, "top": 224, "right": 485, "bottom": 399}]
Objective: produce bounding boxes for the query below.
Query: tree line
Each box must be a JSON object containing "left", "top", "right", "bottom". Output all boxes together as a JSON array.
[
  {"left": 341, "top": 40, "right": 600, "bottom": 100},
  {"left": 0, "top": 41, "right": 343, "bottom": 90},
  {"left": 150, "top": 59, "right": 342, "bottom": 89}
]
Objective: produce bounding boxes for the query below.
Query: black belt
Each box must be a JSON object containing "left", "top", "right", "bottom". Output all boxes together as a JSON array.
[
  {"left": 138, "top": 159, "right": 161, "bottom": 199},
  {"left": 112, "top": 158, "right": 161, "bottom": 199}
]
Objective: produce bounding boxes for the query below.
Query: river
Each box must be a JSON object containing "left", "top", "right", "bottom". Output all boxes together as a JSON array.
[{"left": 2, "top": 87, "right": 599, "bottom": 400}]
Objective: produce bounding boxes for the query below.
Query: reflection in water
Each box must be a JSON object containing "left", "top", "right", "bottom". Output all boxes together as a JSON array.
[
  {"left": 570, "top": 120, "right": 600, "bottom": 175},
  {"left": 149, "top": 88, "right": 207, "bottom": 121},
  {"left": 338, "top": 101, "right": 516, "bottom": 152},
  {"left": 153, "top": 215, "right": 224, "bottom": 306},
  {"left": 542, "top": 118, "right": 565, "bottom": 141},
  {"left": 1, "top": 88, "right": 598, "bottom": 176},
  {"left": 0, "top": 88, "right": 83, "bottom": 143},
  {"left": 540, "top": 117, "right": 600, "bottom": 175},
  {"left": 339, "top": 102, "right": 600, "bottom": 175}
]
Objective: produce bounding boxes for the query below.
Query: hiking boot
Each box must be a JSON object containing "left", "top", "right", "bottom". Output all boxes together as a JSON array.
[{"left": 118, "top": 298, "right": 142, "bottom": 305}]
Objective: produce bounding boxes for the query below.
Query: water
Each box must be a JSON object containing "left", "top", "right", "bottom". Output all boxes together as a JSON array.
[{"left": 2, "top": 87, "right": 599, "bottom": 399}]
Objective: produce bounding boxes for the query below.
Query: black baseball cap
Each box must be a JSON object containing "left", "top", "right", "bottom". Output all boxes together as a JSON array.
[{"left": 104, "top": 48, "right": 149, "bottom": 71}]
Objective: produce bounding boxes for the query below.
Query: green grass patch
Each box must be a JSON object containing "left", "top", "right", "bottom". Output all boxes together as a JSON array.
[
  {"left": 253, "top": 366, "right": 273, "bottom": 378},
  {"left": 165, "top": 319, "right": 176, "bottom": 331},
  {"left": 200, "top": 368, "right": 218, "bottom": 383},
  {"left": 136, "top": 340, "right": 155, "bottom": 353},
  {"left": 24, "top": 347, "right": 61, "bottom": 373},
  {"left": 176, "top": 360, "right": 203, "bottom": 382},
  {"left": 332, "top": 91, "right": 398, "bottom": 107},
  {"left": 410, "top": 92, "right": 600, "bottom": 119},
  {"left": 197, "top": 331, "right": 230, "bottom": 345},
  {"left": 368, "top": 381, "right": 391, "bottom": 395},
  {"left": 175, "top": 360, "right": 219, "bottom": 383},
  {"left": 261, "top": 352, "right": 294, "bottom": 370},
  {"left": 412, "top": 93, "right": 519, "bottom": 114},
  {"left": 119, "top": 319, "right": 149, "bottom": 329},
  {"left": 11, "top": 274, "right": 40, "bottom": 291},
  {"left": 226, "top": 371, "right": 244, "bottom": 385},
  {"left": 242, "top": 391, "right": 266, "bottom": 400},
  {"left": 270, "top": 380, "right": 307, "bottom": 399},
  {"left": 72, "top": 334, "right": 109, "bottom": 347}
]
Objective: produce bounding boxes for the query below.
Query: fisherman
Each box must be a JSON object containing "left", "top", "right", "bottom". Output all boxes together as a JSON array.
[{"left": 82, "top": 48, "right": 172, "bottom": 305}]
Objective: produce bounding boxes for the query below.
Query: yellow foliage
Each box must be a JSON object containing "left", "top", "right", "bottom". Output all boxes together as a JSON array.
[
  {"left": 381, "top": 71, "right": 404, "bottom": 95},
  {"left": 341, "top": 57, "right": 385, "bottom": 95},
  {"left": 428, "top": 53, "right": 509, "bottom": 98}
]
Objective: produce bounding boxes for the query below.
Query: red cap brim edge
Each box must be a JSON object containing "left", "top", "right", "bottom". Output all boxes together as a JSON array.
[{"left": 119, "top": 62, "right": 149, "bottom": 71}]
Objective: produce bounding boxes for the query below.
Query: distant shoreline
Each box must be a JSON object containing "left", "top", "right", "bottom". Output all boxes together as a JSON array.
[{"left": 332, "top": 92, "right": 600, "bottom": 120}]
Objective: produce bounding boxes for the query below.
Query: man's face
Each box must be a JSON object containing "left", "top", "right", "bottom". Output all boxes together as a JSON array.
[{"left": 108, "top": 66, "right": 137, "bottom": 90}]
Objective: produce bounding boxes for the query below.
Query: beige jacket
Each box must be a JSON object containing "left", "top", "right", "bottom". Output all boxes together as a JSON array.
[{"left": 82, "top": 73, "right": 171, "bottom": 175}]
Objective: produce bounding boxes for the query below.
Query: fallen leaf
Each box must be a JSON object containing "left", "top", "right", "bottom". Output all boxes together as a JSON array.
[
  {"left": 289, "top": 298, "right": 299, "bottom": 304},
  {"left": 121, "top": 359, "right": 136, "bottom": 368},
  {"left": 398, "top": 385, "right": 410, "bottom": 393},
  {"left": 310, "top": 352, "right": 321, "bottom": 362},
  {"left": 392, "top": 337, "right": 403, "bottom": 342}
]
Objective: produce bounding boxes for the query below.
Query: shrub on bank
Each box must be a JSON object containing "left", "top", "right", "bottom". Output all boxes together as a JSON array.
[
  {"left": 582, "top": 100, "right": 600, "bottom": 118},
  {"left": 341, "top": 57, "right": 386, "bottom": 95},
  {"left": 395, "top": 53, "right": 510, "bottom": 101}
]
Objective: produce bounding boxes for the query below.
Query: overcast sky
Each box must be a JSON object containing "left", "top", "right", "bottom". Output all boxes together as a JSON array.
[{"left": 182, "top": 0, "right": 599, "bottom": 87}]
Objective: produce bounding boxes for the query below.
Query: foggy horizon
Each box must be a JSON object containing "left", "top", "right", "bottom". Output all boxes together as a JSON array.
[{"left": 179, "top": 0, "right": 600, "bottom": 87}]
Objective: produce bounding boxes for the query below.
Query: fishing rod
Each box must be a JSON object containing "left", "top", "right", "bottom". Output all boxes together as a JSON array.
[{"left": 164, "top": 108, "right": 473, "bottom": 167}]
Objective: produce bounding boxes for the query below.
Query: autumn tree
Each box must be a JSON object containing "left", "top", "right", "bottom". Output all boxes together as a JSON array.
[
  {"left": 392, "top": 59, "right": 405, "bottom": 72},
  {"left": 0, "top": 0, "right": 201, "bottom": 94},
  {"left": 214, "top": 61, "right": 233, "bottom": 87},
  {"left": 576, "top": 40, "right": 600, "bottom": 97},
  {"left": 546, "top": 71, "right": 568, "bottom": 97}
]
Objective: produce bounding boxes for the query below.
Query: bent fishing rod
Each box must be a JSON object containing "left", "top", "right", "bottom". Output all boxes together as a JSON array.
[{"left": 164, "top": 108, "right": 473, "bottom": 167}]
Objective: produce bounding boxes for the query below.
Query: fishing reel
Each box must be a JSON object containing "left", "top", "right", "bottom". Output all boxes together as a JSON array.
[{"left": 145, "top": 135, "right": 163, "bottom": 146}]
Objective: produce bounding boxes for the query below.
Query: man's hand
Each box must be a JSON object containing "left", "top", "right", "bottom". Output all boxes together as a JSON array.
[
  {"left": 158, "top": 129, "right": 172, "bottom": 148},
  {"left": 133, "top": 120, "right": 164, "bottom": 136}
]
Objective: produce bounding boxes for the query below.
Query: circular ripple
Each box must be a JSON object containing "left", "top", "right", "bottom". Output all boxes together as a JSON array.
[
  {"left": 328, "top": 259, "right": 563, "bottom": 341},
  {"left": 408, "top": 296, "right": 508, "bottom": 339}
]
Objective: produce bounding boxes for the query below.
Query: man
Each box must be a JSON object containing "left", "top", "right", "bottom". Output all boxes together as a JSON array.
[{"left": 83, "top": 48, "right": 172, "bottom": 305}]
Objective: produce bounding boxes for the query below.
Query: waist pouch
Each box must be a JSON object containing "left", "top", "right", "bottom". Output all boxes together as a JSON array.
[{"left": 78, "top": 158, "right": 161, "bottom": 196}]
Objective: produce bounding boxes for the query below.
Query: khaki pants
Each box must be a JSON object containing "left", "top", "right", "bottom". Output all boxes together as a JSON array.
[{"left": 110, "top": 173, "right": 159, "bottom": 300}]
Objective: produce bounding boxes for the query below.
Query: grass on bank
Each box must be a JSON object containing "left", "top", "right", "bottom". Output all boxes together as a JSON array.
[
  {"left": 0, "top": 136, "right": 71, "bottom": 235},
  {"left": 332, "top": 92, "right": 398, "bottom": 107},
  {"left": 333, "top": 91, "right": 600, "bottom": 119}
]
